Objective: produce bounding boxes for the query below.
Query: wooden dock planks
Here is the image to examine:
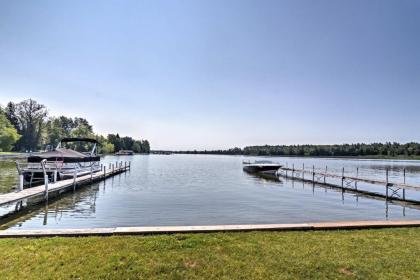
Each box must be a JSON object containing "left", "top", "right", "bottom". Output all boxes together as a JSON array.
[
  {"left": 0, "top": 166, "right": 129, "bottom": 207},
  {"left": 2, "top": 220, "right": 420, "bottom": 238},
  {"left": 279, "top": 167, "right": 420, "bottom": 191}
]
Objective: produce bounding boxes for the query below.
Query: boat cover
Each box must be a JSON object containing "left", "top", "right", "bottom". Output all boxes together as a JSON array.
[
  {"left": 61, "top": 137, "right": 99, "bottom": 144},
  {"left": 27, "top": 148, "right": 100, "bottom": 163}
]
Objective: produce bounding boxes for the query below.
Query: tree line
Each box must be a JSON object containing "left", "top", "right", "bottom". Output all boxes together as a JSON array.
[
  {"left": 176, "top": 143, "right": 420, "bottom": 158},
  {"left": 0, "top": 99, "right": 150, "bottom": 154}
]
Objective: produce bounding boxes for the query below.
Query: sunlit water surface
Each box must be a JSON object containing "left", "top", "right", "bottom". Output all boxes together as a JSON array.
[{"left": 2, "top": 154, "right": 420, "bottom": 230}]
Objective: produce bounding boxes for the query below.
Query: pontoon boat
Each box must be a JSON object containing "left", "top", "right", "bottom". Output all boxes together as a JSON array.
[{"left": 16, "top": 138, "right": 101, "bottom": 188}]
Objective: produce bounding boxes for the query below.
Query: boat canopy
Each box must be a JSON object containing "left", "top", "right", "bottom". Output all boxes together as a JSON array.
[
  {"left": 28, "top": 148, "right": 100, "bottom": 163},
  {"left": 60, "top": 138, "right": 99, "bottom": 144}
]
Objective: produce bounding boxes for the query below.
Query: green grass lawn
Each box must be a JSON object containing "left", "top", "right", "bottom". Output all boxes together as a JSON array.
[{"left": 0, "top": 228, "right": 420, "bottom": 279}]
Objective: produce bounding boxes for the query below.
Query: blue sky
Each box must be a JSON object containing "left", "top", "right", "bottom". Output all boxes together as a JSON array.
[{"left": 0, "top": 0, "right": 419, "bottom": 150}]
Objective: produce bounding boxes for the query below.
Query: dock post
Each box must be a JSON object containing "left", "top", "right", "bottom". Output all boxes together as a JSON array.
[
  {"left": 112, "top": 164, "right": 115, "bottom": 174},
  {"left": 302, "top": 163, "right": 305, "bottom": 180},
  {"left": 18, "top": 174, "right": 24, "bottom": 192},
  {"left": 129, "top": 161, "right": 131, "bottom": 170},
  {"left": 16, "top": 162, "right": 24, "bottom": 191},
  {"left": 73, "top": 169, "right": 77, "bottom": 191},
  {"left": 341, "top": 168, "right": 345, "bottom": 190},
  {"left": 109, "top": 163, "right": 111, "bottom": 169},
  {"left": 44, "top": 174, "right": 49, "bottom": 200},
  {"left": 292, "top": 164, "right": 295, "bottom": 178},
  {"left": 101, "top": 164, "right": 103, "bottom": 171},
  {"left": 90, "top": 165, "right": 93, "bottom": 181},
  {"left": 403, "top": 168, "right": 406, "bottom": 200},
  {"left": 355, "top": 168, "right": 359, "bottom": 190},
  {"left": 324, "top": 166, "right": 327, "bottom": 184},
  {"left": 53, "top": 170, "right": 57, "bottom": 183},
  {"left": 125, "top": 161, "right": 127, "bottom": 170},
  {"left": 312, "top": 165, "right": 315, "bottom": 183},
  {"left": 104, "top": 165, "right": 106, "bottom": 178},
  {"left": 285, "top": 163, "right": 288, "bottom": 178},
  {"left": 386, "top": 169, "right": 389, "bottom": 199},
  {"left": 40, "top": 160, "right": 49, "bottom": 200}
]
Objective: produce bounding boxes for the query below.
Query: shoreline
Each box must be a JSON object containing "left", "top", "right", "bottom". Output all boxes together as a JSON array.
[
  {"left": 2, "top": 152, "right": 419, "bottom": 161},
  {"left": 2, "top": 220, "right": 420, "bottom": 238},
  {"left": 172, "top": 153, "right": 420, "bottom": 161}
]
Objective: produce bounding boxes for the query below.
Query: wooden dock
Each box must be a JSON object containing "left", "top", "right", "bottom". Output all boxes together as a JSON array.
[
  {"left": 0, "top": 161, "right": 130, "bottom": 208},
  {"left": 2, "top": 220, "right": 420, "bottom": 238},
  {"left": 277, "top": 165, "right": 420, "bottom": 203}
]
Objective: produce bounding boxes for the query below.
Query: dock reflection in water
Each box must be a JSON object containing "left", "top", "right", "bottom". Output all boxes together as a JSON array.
[{"left": 1, "top": 154, "right": 420, "bottom": 230}]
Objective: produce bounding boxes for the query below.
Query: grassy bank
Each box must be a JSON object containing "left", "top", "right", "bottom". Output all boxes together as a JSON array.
[{"left": 0, "top": 228, "right": 419, "bottom": 279}]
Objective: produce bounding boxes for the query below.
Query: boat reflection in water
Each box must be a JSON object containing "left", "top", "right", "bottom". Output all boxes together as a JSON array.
[{"left": 0, "top": 181, "right": 102, "bottom": 229}]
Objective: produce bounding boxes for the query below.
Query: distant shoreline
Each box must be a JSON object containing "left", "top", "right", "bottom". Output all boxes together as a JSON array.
[
  {"left": 170, "top": 152, "right": 420, "bottom": 161},
  {"left": 2, "top": 152, "right": 419, "bottom": 161}
]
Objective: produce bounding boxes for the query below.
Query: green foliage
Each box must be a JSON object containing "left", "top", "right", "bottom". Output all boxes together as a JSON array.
[
  {"left": 0, "top": 228, "right": 420, "bottom": 279},
  {"left": 3, "top": 99, "right": 150, "bottom": 153},
  {"left": 179, "top": 143, "right": 420, "bottom": 158},
  {"left": 5, "top": 99, "right": 47, "bottom": 152},
  {"left": 180, "top": 147, "right": 242, "bottom": 155},
  {"left": 0, "top": 108, "right": 21, "bottom": 152},
  {"left": 102, "top": 142, "right": 115, "bottom": 154},
  {"left": 107, "top": 134, "right": 150, "bottom": 153},
  {"left": 70, "top": 121, "right": 94, "bottom": 139},
  {"left": 242, "top": 143, "right": 420, "bottom": 157},
  {"left": 45, "top": 116, "right": 76, "bottom": 147}
]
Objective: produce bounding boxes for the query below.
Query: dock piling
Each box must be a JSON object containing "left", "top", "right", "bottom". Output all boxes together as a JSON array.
[
  {"left": 302, "top": 163, "right": 305, "bottom": 180},
  {"left": 324, "top": 166, "right": 327, "bottom": 184},
  {"left": 403, "top": 168, "right": 406, "bottom": 200},
  {"left": 18, "top": 175, "right": 24, "bottom": 192},
  {"left": 73, "top": 169, "right": 77, "bottom": 191},
  {"left": 386, "top": 169, "right": 389, "bottom": 199},
  {"left": 16, "top": 162, "right": 24, "bottom": 192},
  {"left": 312, "top": 165, "right": 315, "bottom": 183},
  {"left": 356, "top": 168, "right": 359, "bottom": 190},
  {"left": 40, "top": 159, "right": 49, "bottom": 200},
  {"left": 44, "top": 175, "right": 49, "bottom": 200}
]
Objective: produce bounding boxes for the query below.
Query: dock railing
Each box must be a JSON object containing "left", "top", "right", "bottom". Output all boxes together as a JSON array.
[{"left": 277, "top": 164, "right": 420, "bottom": 203}]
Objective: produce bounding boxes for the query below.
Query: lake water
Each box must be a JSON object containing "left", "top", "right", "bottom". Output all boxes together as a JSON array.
[
  {"left": 0, "top": 160, "right": 18, "bottom": 194},
  {"left": 1, "top": 154, "right": 420, "bottom": 230}
]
